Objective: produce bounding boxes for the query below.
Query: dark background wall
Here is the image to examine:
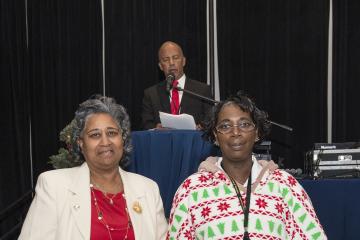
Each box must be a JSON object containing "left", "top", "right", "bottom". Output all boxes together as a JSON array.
[
  {"left": 1, "top": 0, "right": 359, "bottom": 238},
  {"left": 217, "top": 0, "right": 329, "bottom": 169}
]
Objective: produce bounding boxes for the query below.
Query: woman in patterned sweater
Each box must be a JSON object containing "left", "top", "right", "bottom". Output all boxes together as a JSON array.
[{"left": 167, "top": 92, "right": 327, "bottom": 240}]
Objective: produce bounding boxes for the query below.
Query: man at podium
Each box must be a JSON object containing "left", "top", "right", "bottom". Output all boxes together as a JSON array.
[{"left": 141, "top": 41, "right": 212, "bottom": 130}]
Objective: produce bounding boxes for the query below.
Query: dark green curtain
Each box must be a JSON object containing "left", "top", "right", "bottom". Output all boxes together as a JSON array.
[
  {"left": 28, "top": 0, "right": 103, "bottom": 181},
  {"left": 332, "top": 0, "right": 360, "bottom": 142},
  {"left": 104, "top": 0, "right": 208, "bottom": 130},
  {"left": 0, "top": 0, "right": 31, "bottom": 237},
  {"left": 217, "top": 0, "right": 329, "bottom": 169}
]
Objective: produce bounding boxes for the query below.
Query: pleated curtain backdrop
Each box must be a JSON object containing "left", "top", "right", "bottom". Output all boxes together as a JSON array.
[
  {"left": 0, "top": 0, "right": 31, "bottom": 237},
  {"left": 217, "top": 0, "right": 329, "bottom": 169},
  {"left": 104, "top": 0, "right": 208, "bottom": 130},
  {"left": 332, "top": 0, "right": 360, "bottom": 142},
  {"left": 27, "top": 0, "right": 103, "bottom": 181}
]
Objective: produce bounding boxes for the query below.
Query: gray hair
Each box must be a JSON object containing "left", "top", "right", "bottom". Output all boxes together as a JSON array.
[{"left": 72, "top": 95, "right": 132, "bottom": 167}]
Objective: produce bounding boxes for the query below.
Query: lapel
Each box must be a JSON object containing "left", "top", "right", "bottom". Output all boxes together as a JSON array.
[
  {"left": 119, "top": 168, "right": 146, "bottom": 239},
  {"left": 179, "top": 77, "right": 193, "bottom": 113},
  {"left": 68, "top": 163, "right": 91, "bottom": 239},
  {"left": 156, "top": 81, "right": 171, "bottom": 112}
]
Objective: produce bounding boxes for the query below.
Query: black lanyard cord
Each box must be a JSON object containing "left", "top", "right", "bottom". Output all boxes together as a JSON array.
[{"left": 222, "top": 162, "right": 252, "bottom": 240}]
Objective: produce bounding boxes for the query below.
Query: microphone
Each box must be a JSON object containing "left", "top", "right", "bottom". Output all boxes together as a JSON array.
[{"left": 166, "top": 73, "right": 175, "bottom": 92}]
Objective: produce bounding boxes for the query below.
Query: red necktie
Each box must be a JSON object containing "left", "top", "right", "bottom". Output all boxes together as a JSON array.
[{"left": 171, "top": 80, "right": 179, "bottom": 114}]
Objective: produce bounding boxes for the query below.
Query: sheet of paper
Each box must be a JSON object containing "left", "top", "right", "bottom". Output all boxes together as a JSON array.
[{"left": 159, "top": 111, "right": 196, "bottom": 130}]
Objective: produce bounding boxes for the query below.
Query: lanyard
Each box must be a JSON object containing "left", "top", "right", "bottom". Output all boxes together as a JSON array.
[{"left": 222, "top": 162, "right": 252, "bottom": 240}]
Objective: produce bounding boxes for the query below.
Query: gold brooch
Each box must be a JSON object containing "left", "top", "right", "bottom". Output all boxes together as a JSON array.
[{"left": 132, "top": 201, "right": 142, "bottom": 214}]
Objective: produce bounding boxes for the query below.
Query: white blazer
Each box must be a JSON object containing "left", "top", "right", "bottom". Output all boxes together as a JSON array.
[{"left": 18, "top": 163, "right": 167, "bottom": 240}]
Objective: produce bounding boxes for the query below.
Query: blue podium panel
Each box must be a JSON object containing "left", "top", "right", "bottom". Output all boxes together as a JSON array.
[
  {"left": 128, "top": 130, "right": 218, "bottom": 216},
  {"left": 300, "top": 179, "right": 360, "bottom": 240}
]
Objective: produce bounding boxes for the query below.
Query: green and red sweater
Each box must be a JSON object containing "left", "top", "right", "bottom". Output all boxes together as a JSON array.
[{"left": 167, "top": 158, "right": 327, "bottom": 240}]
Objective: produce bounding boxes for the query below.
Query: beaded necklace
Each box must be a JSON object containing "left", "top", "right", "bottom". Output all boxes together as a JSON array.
[
  {"left": 90, "top": 184, "right": 132, "bottom": 240},
  {"left": 91, "top": 181, "right": 120, "bottom": 205}
]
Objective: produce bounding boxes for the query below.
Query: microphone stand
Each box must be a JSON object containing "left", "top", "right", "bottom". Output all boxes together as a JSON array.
[
  {"left": 176, "top": 87, "right": 293, "bottom": 132},
  {"left": 175, "top": 86, "right": 218, "bottom": 104},
  {"left": 176, "top": 86, "right": 293, "bottom": 132},
  {"left": 268, "top": 120, "right": 293, "bottom": 132}
]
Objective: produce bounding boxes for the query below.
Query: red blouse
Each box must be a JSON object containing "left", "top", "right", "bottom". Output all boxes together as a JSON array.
[{"left": 90, "top": 188, "right": 135, "bottom": 240}]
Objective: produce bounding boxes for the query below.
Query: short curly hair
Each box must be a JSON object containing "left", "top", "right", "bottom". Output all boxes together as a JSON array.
[
  {"left": 71, "top": 95, "right": 132, "bottom": 167},
  {"left": 202, "top": 91, "right": 271, "bottom": 145}
]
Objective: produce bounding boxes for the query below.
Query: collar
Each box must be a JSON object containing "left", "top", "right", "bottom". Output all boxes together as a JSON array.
[
  {"left": 176, "top": 74, "right": 186, "bottom": 89},
  {"left": 215, "top": 155, "right": 262, "bottom": 185}
]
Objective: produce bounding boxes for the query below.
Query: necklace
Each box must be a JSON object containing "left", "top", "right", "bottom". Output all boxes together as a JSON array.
[
  {"left": 90, "top": 184, "right": 132, "bottom": 240},
  {"left": 222, "top": 162, "right": 253, "bottom": 240},
  {"left": 90, "top": 181, "right": 121, "bottom": 205}
]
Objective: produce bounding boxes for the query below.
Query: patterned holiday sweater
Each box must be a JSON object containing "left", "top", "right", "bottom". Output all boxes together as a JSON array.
[{"left": 167, "top": 158, "right": 327, "bottom": 240}]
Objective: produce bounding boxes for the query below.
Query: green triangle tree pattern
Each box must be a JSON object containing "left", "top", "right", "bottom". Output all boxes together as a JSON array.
[
  {"left": 306, "top": 222, "right": 316, "bottom": 231},
  {"left": 231, "top": 220, "right": 239, "bottom": 232},
  {"left": 207, "top": 226, "right": 216, "bottom": 238},
  {"left": 293, "top": 203, "right": 301, "bottom": 213},
  {"left": 192, "top": 191, "right": 198, "bottom": 202},
  {"left": 199, "top": 231, "right": 205, "bottom": 238},
  {"left": 224, "top": 184, "right": 232, "bottom": 195},
  {"left": 282, "top": 188, "right": 289, "bottom": 198},
  {"left": 217, "top": 222, "right": 225, "bottom": 234},
  {"left": 256, "top": 218, "right": 263, "bottom": 230},
  {"left": 277, "top": 224, "right": 282, "bottom": 235},
  {"left": 202, "top": 189, "right": 210, "bottom": 199},
  {"left": 298, "top": 213, "right": 307, "bottom": 223},
  {"left": 212, "top": 187, "right": 220, "bottom": 197},
  {"left": 171, "top": 225, "right": 177, "bottom": 232},
  {"left": 268, "top": 220, "right": 275, "bottom": 233},
  {"left": 312, "top": 231, "right": 321, "bottom": 240},
  {"left": 288, "top": 197, "right": 294, "bottom": 207},
  {"left": 175, "top": 214, "right": 182, "bottom": 223},
  {"left": 268, "top": 182, "right": 274, "bottom": 192},
  {"left": 179, "top": 203, "right": 188, "bottom": 213}
]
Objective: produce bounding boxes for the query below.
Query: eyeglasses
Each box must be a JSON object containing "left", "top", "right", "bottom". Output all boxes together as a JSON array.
[{"left": 215, "top": 121, "right": 256, "bottom": 134}]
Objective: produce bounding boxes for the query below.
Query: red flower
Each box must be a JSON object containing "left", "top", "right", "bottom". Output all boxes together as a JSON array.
[
  {"left": 273, "top": 170, "right": 283, "bottom": 177},
  {"left": 198, "top": 175, "right": 208, "bottom": 183},
  {"left": 201, "top": 206, "right": 212, "bottom": 218},
  {"left": 255, "top": 198, "right": 268, "bottom": 209},
  {"left": 218, "top": 172, "right": 227, "bottom": 181},
  {"left": 275, "top": 203, "right": 284, "bottom": 214},
  {"left": 183, "top": 179, "right": 191, "bottom": 189},
  {"left": 184, "top": 230, "right": 193, "bottom": 240},
  {"left": 287, "top": 175, "right": 297, "bottom": 186},
  {"left": 217, "top": 202, "right": 230, "bottom": 212}
]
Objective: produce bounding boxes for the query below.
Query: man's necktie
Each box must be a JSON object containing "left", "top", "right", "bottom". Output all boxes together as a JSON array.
[{"left": 171, "top": 80, "right": 179, "bottom": 114}]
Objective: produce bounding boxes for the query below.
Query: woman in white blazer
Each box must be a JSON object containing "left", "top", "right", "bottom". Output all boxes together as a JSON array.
[{"left": 19, "top": 96, "right": 167, "bottom": 240}]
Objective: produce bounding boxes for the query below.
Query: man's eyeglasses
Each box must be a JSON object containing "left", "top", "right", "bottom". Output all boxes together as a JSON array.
[{"left": 215, "top": 121, "right": 256, "bottom": 134}]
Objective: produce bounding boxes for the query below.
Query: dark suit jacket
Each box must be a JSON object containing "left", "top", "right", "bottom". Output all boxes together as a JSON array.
[{"left": 141, "top": 78, "right": 213, "bottom": 130}]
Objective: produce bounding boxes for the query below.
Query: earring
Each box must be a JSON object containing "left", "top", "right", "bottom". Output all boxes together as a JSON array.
[{"left": 214, "top": 140, "right": 219, "bottom": 146}]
